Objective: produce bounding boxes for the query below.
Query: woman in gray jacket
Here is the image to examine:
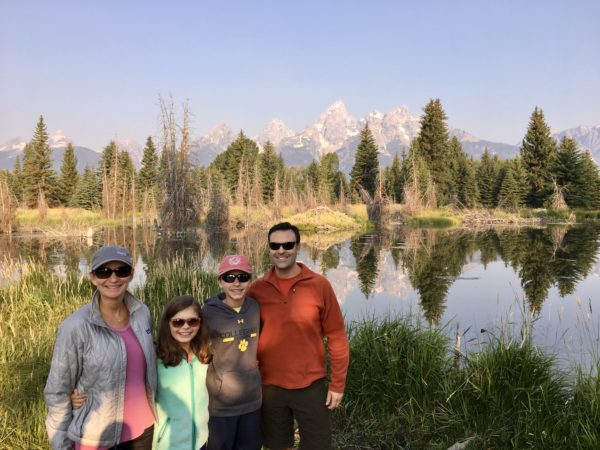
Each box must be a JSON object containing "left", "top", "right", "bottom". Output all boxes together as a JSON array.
[{"left": 44, "top": 246, "right": 157, "bottom": 450}]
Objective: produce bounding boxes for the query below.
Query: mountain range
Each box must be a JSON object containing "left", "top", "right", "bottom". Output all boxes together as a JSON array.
[{"left": 1, "top": 101, "right": 599, "bottom": 174}]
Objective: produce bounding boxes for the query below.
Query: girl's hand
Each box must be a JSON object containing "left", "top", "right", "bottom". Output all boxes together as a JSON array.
[{"left": 70, "top": 388, "right": 88, "bottom": 409}]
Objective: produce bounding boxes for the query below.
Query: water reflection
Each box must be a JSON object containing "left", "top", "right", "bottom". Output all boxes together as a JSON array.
[{"left": 2, "top": 224, "right": 600, "bottom": 363}]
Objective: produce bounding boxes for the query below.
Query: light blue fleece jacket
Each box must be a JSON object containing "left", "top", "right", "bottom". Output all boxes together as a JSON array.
[{"left": 153, "top": 356, "right": 209, "bottom": 450}]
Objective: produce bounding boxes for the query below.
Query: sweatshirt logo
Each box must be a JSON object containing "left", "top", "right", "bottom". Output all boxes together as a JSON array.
[
  {"left": 238, "top": 339, "right": 248, "bottom": 352},
  {"left": 237, "top": 318, "right": 244, "bottom": 324}
]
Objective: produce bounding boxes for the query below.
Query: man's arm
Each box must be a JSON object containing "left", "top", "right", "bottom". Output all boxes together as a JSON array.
[{"left": 321, "top": 280, "right": 350, "bottom": 400}]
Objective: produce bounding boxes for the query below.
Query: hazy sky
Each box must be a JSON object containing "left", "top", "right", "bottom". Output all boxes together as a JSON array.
[{"left": 1, "top": 0, "right": 599, "bottom": 150}]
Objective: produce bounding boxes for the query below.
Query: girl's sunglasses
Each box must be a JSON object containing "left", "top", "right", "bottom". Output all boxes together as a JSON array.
[
  {"left": 170, "top": 318, "right": 201, "bottom": 328},
  {"left": 93, "top": 266, "right": 132, "bottom": 279},
  {"left": 221, "top": 273, "right": 252, "bottom": 283},
  {"left": 268, "top": 241, "right": 296, "bottom": 251}
]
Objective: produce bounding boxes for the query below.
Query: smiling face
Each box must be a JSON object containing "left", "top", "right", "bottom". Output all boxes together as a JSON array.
[
  {"left": 169, "top": 306, "right": 201, "bottom": 349},
  {"left": 217, "top": 270, "right": 251, "bottom": 307},
  {"left": 89, "top": 261, "right": 133, "bottom": 303},
  {"left": 268, "top": 229, "right": 300, "bottom": 277}
]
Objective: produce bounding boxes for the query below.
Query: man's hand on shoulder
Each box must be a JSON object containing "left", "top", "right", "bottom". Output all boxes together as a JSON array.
[{"left": 325, "top": 390, "right": 343, "bottom": 410}]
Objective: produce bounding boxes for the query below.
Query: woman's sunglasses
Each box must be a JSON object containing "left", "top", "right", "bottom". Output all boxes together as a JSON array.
[
  {"left": 170, "top": 318, "right": 201, "bottom": 328},
  {"left": 221, "top": 273, "right": 252, "bottom": 283},
  {"left": 268, "top": 241, "right": 297, "bottom": 251},
  {"left": 93, "top": 266, "right": 132, "bottom": 279}
]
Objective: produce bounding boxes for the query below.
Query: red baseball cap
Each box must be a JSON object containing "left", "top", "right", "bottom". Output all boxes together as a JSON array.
[{"left": 218, "top": 254, "right": 252, "bottom": 276}]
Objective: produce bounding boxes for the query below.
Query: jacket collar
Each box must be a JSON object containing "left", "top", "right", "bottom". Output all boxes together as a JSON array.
[
  {"left": 262, "top": 261, "right": 313, "bottom": 284},
  {"left": 89, "top": 290, "right": 140, "bottom": 327}
]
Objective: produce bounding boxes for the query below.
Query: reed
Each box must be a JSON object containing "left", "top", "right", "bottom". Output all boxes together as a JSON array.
[{"left": 2, "top": 260, "right": 599, "bottom": 449}]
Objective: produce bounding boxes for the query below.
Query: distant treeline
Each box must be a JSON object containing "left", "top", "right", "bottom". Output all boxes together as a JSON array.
[{"left": 1, "top": 99, "right": 599, "bottom": 227}]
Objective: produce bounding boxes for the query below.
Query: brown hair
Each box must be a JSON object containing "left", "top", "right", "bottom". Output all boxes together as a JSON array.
[{"left": 156, "top": 295, "right": 212, "bottom": 366}]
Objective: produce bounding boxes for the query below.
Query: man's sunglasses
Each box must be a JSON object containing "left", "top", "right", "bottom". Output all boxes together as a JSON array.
[
  {"left": 268, "top": 241, "right": 297, "bottom": 251},
  {"left": 170, "top": 318, "right": 201, "bottom": 328},
  {"left": 221, "top": 273, "right": 252, "bottom": 283},
  {"left": 93, "top": 266, "right": 132, "bottom": 279}
]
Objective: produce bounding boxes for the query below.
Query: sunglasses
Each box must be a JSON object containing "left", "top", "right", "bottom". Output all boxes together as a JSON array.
[
  {"left": 221, "top": 273, "right": 252, "bottom": 283},
  {"left": 170, "top": 317, "right": 201, "bottom": 328},
  {"left": 268, "top": 241, "right": 297, "bottom": 251},
  {"left": 93, "top": 266, "right": 132, "bottom": 279}
]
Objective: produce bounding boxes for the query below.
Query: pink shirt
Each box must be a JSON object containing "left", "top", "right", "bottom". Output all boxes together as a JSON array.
[{"left": 76, "top": 325, "right": 154, "bottom": 450}]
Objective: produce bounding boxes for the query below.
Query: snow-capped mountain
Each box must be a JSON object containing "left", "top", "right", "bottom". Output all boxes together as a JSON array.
[
  {"left": 189, "top": 123, "right": 237, "bottom": 167},
  {"left": 554, "top": 125, "right": 600, "bottom": 156},
  {"left": 0, "top": 131, "right": 100, "bottom": 171},
  {"left": 2, "top": 104, "right": 599, "bottom": 174},
  {"left": 254, "top": 118, "right": 294, "bottom": 148}
]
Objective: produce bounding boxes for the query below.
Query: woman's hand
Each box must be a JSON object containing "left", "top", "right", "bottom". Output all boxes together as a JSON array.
[{"left": 70, "top": 388, "right": 88, "bottom": 409}]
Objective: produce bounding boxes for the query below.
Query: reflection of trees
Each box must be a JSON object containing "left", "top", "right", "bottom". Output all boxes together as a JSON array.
[
  {"left": 403, "top": 230, "right": 473, "bottom": 325},
  {"left": 350, "top": 235, "right": 380, "bottom": 298},
  {"left": 492, "top": 225, "right": 600, "bottom": 313},
  {"left": 320, "top": 244, "right": 340, "bottom": 274}
]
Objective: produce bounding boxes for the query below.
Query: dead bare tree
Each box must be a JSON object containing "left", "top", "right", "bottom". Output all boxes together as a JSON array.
[{"left": 158, "top": 97, "right": 201, "bottom": 236}]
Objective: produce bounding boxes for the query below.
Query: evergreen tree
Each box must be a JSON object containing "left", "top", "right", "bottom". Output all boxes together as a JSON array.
[
  {"left": 553, "top": 136, "right": 582, "bottom": 208},
  {"left": 138, "top": 136, "right": 159, "bottom": 194},
  {"left": 520, "top": 107, "right": 558, "bottom": 207},
  {"left": 477, "top": 149, "right": 502, "bottom": 208},
  {"left": 456, "top": 155, "right": 479, "bottom": 208},
  {"left": 21, "top": 116, "right": 58, "bottom": 207},
  {"left": 350, "top": 124, "right": 379, "bottom": 198},
  {"left": 319, "top": 152, "right": 341, "bottom": 202},
  {"left": 9, "top": 155, "right": 23, "bottom": 203},
  {"left": 70, "top": 166, "right": 101, "bottom": 209},
  {"left": 211, "top": 131, "right": 259, "bottom": 197},
  {"left": 385, "top": 153, "right": 404, "bottom": 202},
  {"left": 259, "top": 141, "right": 281, "bottom": 202},
  {"left": 58, "top": 143, "right": 78, "bottom": 205},
  {"left": 573, "top": 151, "right": 600, "bottom": 209},
  {"left": 416, "top": 99, "right": 453, "bottom": 204},
  {"left": 98, "top": 141, "right": 118, "bottom": 179}
]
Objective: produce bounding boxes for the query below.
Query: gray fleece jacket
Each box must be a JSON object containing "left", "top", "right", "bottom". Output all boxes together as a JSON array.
[
  {"left": 202, "top": 293, "right": 261, "bottom": 416},
  {"left": 44, "top": 291, "right": 157, "bottom": 450}
]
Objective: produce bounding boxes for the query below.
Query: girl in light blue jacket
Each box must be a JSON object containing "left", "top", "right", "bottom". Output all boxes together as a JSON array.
[{"left": 153, "top": 295, "right": 213, "bottom": 450}]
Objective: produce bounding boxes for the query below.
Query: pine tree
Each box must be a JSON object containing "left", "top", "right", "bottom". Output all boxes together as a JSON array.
[
  {"left": 416, "top": 99, "right": 452, "bottom": 204},
  {"left": 553, "top": 136, "right": 582, "bottom": 208},
  {"left": 58, "top": 143, "right": 78, "bottom": 205},
  {"left": 520, "top": 107, "right": 558, "bottom": 207},
  {"left": 319, "top": 152, "right": 341, "bottom": 203},
  {"left": 138, "top": 136, "right": 159, "bottom": 194},
  {"left": 350, "top": 124, "right": 379, "bottom": 198},
  {"left": 259, "top": 141, "right": 281, "bottom": 203},
  {"left": 70, "top": 166, "right": 101, "bottom": 209},
  {"left": 573, "top": 151, "right": 600, "bottom": 209},
  {"left": 21, "top": 116, "right": 58, "bottom": 207},
  {"left": 477, "top": 149, "right": 502, "bottom": 208},
  {"left": 9, "top": 155, "right": 23, "bottom": 203},
  {"left": 456, "top": 155, "right": 478, "bottom": 208},
  {"left": 212, "top": 131, "right": 259, "bottom": 198},
  {"left": 385, "top": 153, "right": 403, "bottom": 202},
  {"left": 497, "top": 159, "right": 528, "bottom": 210}
]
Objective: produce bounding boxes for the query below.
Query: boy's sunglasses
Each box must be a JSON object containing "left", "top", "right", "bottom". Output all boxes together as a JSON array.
[
  {"left": 93, "top": 266, "right": 132, "bottom": 279},
  {"left": 268, "top": 241, "right": 297, "bottom": 251},
  {"left": 221, "top": 273, "right": 252, "bottom": 283},
  {"left": 170, "top": 318, "right": 201, "bottom": 328}
]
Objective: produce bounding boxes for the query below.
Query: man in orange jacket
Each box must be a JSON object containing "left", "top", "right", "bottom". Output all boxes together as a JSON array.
[{"left": 247, "top": 222, "right": 350, "bottom": 450}]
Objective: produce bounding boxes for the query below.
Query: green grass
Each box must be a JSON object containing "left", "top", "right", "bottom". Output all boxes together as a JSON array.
[
  {"left": 1, "top": 260, "right": 599, "bottom": 449},
  {"left": 406, "top": 208, "right": 462, "bottom": 229},
  {"left": 16, "top": 207, "right": 130, "bottom": 232},
  {"left": 285, "top": 206, "right": 363, "bottom": 232}
]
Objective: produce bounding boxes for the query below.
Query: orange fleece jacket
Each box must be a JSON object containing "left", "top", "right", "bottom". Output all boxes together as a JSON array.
[{"left": 247, "top": 263, "right": 349, "bottom": 393}]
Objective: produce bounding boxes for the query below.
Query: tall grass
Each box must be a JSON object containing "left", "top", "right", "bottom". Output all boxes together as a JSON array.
[
  {"left": 1, "top": 260, "right": 598, "bottom": 449},
  {"left": 333, "top": 317, "right": 600, "bottom": 450},
  {"left": 0, "top": 257, "right": 217, "bottom": 449}
]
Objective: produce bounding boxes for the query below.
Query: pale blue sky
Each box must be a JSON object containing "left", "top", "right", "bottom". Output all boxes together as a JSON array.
[{"left": 1, "top": 0, "right": 599, "bottom": 150}]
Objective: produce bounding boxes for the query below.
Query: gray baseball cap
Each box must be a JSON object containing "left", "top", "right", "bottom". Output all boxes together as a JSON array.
[{"left": 91, "top": 246, "right": 133, "bottom": 271}]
